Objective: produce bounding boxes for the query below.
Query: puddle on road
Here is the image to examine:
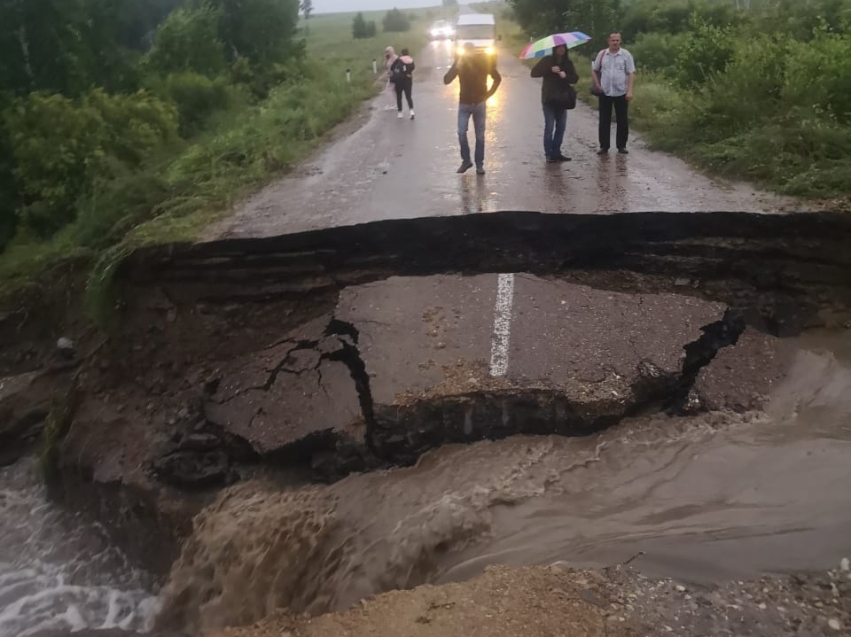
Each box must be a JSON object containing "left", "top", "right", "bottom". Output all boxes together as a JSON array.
[{"left": 156, "top": 332, "right": 851, "bottom": 635}]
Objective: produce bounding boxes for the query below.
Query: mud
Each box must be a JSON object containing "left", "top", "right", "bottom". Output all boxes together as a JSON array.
[
  {"left": 149, "top": 329, "right": 851, "bottom": 634},
  {"left": 1, "top": 210, "right": 849, "bottom": 637},
  {"left": 5, "top": 209, "right": 846, "bottom": 582},
  {"left": 218, "top": 563, "right": 851, "bottom": 637}
]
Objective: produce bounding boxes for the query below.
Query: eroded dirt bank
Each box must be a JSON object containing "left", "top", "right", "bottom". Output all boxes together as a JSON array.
[
  {"left": 218, "top": 564, "right": 851, "bottom": 637},
  {"left": 3, "top": 212, "right": 850, "bottom": 566},
  {"left": 2, "top": 210, "right": 851, "bottom": 636}
]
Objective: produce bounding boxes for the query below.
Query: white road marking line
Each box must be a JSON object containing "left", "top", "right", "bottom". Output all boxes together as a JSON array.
[{"left": 489, "top": 273, "right": 515, "bottom": 377}]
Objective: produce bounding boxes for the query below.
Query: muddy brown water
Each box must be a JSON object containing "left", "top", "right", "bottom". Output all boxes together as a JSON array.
[
  {"left": 152, "top": 331, "right": 851, "bottom": 635},
  {"left": 3, "top": 331, "right": 851, "bottom": 636}
]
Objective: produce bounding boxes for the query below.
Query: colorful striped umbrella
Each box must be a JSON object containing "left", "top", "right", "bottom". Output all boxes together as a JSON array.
[{"left": 519, "top": 32, "right": 592, "bottom": 59}]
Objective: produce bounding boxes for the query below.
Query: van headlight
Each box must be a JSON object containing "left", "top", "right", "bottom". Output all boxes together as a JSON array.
[
  {"left": 457, "top": 47, "right": 466, "bottom": 56},
  {"left": 485, "top": 47, "right": 495, "bottom": 55}
]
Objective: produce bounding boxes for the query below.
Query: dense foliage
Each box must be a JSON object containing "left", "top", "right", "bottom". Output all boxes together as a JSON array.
[
  {"left": 0, "top": 0, "right": 301, "bottom": 251},
  {"left": 511, "top": 0, "right": 851, "bottom": 197}
]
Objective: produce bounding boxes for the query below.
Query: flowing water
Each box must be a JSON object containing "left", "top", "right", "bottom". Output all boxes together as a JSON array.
[
  {"left": 0, "top": 459, "right": 159, "bottom": 637},
  {"left": 3, "top": 332, "right": 851, "bottom": 636},
  {"left": 157, "top": 333, "right": 851, "bottom": 635}
]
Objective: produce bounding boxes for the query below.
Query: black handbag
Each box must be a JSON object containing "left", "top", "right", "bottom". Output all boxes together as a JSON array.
[{"left": 547, "top": 84, "right": 577, "bottom": 110}]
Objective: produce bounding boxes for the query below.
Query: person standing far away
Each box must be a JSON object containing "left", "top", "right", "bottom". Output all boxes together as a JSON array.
[
  {"left": 591, "top": 33, "right": 635, "bottom": 155},
  {"left": 531, "top": 44, "right": 578, "bottom": 163},
  {"left": 384, "top": 46, "right": 398, "bottom": 108},
  {"left": 443, "top": 42, "right": 502, "bottom": 175},
  {"left": 390, "top": 48, "right": 416, "bottom": 120}
]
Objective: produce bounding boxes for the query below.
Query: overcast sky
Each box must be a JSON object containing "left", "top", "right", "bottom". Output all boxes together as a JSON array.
[{"left": 314, "top": 0, "right": 481, "bottom": 14}]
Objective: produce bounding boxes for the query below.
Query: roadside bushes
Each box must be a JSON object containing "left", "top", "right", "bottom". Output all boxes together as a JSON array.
[
  {"left": 144, "top": 4, "right": 227, "bottom": 78},
  {"left": 629, "top": 32, "right": 686, "bottom": 73},
  {"left": 0, "top": 0, "right": 305, "bottom": 248},
  {"left": 149, "top": 72, "right": 234, "bottom": 137},
  {"left": 597, "top": 0, "right": 851, "bottom": 198},
  {"left": 674, "top": 19, "right": 735, "bottom": 87},
  {"left": 165, "top": 60, "right": 362, "bottom": 196},
  {"left": 4, "top": 90, "right": 177, "bottom": 237},
  {"left": 783, "top": 31, "right": 851, "bottom": 124}
]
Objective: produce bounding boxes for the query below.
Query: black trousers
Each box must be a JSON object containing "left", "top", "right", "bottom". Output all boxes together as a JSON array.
[
  {"left": 599, "top": 94, "right": 629, "bottom": 150},
  {"left": 395, "top": 80, "right": 413, "bottom": 110}
]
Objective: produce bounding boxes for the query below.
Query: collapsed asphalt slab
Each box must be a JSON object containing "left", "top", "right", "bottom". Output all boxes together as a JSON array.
[
  {"left": 194, "top": 275, "right": 792, "bottom": 478},
  {"left": 3, "top": 211, "right": 846, "bottom": 580}
]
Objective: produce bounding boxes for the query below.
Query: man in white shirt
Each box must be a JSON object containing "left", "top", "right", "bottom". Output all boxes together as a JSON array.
[{"left": 591, "top": 33, "right": 636, "bottom": 155}]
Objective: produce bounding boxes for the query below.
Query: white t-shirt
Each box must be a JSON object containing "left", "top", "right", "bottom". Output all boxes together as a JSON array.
[{"left": 592, "top": 48, "right": 636, "bottom": 97}]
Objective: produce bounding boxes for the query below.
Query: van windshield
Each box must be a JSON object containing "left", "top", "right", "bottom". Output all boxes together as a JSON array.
[{"left": 456, "top": 25, "right": 495, "bottom": 40}]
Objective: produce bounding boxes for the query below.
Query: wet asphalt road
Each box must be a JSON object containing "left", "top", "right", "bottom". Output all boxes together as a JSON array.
[{"left": 212, "top": 42, "right": 803, "bottom": 240}]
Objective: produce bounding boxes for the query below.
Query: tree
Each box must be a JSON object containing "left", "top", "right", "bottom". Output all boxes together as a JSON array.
[
  {"left": 300, "top": 0, "right": 313, "bottom": 20},
  {"left": 144, "top": 4, "right": 226, "bottom": 77},
  {"left": 213, "top": 0, "right": 301, "bottom": 67},
  {"left": 383, "top": 7, "right": 411, "bottom": 33},
  {"left": 0, "top": 0, "right": 142, "bottom": 97},
  {"left": 443, "top": 0, "right": 458, "bottom": 7},
  {"left": 353, "top": 12, "right": 372, "bottom": 39},
  {"left": 509, "top": 0, "right": 620, "bottom": 40}
]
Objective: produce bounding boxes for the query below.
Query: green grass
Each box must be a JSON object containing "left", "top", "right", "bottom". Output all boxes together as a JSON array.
[{"left": 0, "top": 7, "right": 440, "bottom": 316}]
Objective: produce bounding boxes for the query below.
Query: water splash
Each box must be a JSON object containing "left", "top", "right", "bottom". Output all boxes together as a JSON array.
[{"left": 0, "top": 459, "right": 159, "bottom": 637}]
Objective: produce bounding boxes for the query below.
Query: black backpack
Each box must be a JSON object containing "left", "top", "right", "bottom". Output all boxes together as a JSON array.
[{"left": 390, "top": 59, "right": 406, "bottom": 84}]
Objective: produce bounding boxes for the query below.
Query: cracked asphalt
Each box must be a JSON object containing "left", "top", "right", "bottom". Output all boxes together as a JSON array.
[{"left": 199, "top": 274, "right": 783, "bottom": 474}]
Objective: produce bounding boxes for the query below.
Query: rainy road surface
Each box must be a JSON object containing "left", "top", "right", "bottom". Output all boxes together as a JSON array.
[{"left": 212, "top": 41, "right": 805, "bottom": 240}]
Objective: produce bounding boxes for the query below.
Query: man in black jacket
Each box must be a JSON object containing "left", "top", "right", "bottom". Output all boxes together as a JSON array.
[
  {"left": 443, "top": 43, "right": 502, "bottom": 175},
  {"left": 531, "top": 45, "right": 578, "bottom": 163}
]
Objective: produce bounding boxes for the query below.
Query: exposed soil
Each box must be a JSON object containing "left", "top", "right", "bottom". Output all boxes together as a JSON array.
[
  {"left": 218, "top": 563, "right": 851, "bottom": 637},
  {"left": 1, "top": 211, "right": 850, "bottom": 580}
]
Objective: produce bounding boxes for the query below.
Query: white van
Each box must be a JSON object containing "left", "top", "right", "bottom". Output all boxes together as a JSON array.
[{"left": 454, "top": 13, "right": 496, "bottom": 56}]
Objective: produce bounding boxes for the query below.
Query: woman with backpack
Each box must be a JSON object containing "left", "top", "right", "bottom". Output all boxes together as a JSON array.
[
  {"left": 389, "top": 48, "right": 416, "bottom": 120},
  {"left": 531, "top": 45, "right": 578, "bottom": 163}
]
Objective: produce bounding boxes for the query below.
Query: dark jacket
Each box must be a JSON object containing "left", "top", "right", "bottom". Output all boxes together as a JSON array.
[
  {"left": 443, "top": 55, "right": 502, "bottom": 105},
  {"left": 531, "top": 54, "right": 579, "bottom": 105},
  {"left": 390, "top": 56, "right": 415, "bottom": 84}
]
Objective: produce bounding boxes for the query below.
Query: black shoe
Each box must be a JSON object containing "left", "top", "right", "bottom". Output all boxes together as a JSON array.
[
  {"left": 476, "top": 166, "right": 485, "bottom": 175},
  {"left": 557, "top": 154, "right": 572, "bottom": 162},
  {"left": 597, "top": 148, "right": 609, "bottom": 155},
  {"left": 546, "top": 156, "right": 560, "bottom": 163},
  {"left": 457, "top": 161, "right": 473, "bottom": 174},
  {"left": 618, "top": 148, "right": 629, "bottom": 154}
]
